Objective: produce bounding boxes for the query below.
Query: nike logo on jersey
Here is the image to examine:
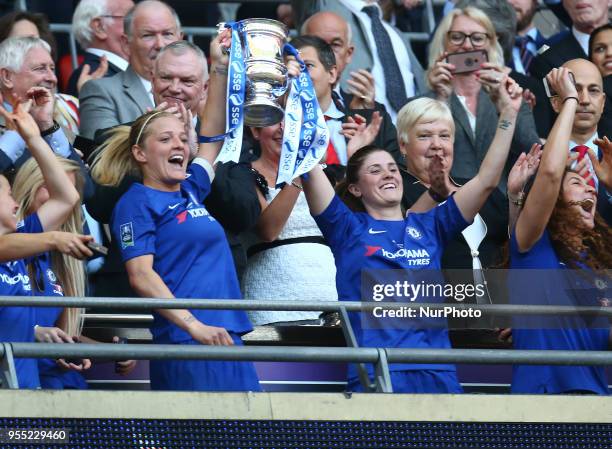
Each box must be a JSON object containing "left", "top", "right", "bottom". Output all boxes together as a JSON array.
[
  {"left": 368, "top": 228, "right": 386, "bottom": 235},
  {"left": 168, "top": 203, "right": 181, "bottom": 210}
]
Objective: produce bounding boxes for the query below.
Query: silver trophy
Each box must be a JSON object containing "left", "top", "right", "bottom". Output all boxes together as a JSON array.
[{"left": 236, "top": 18, "right": 289, "bottom": 127}]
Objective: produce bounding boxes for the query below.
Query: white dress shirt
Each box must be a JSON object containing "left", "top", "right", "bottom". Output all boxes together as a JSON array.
[
  {"left": 323, "top": 100, "right": 348, "bottom": 165},
  {"left": 571, "top": 27, "right": 590, "bottom": 56},
  {"left": 339, "top": 0, "right": 415, "bottom": 123},
  {"left": 137, "top": 74, "right": 155, "bottom": 106},
  {"left": 86, "top": 48, "right": 129, "bottom": 71}
]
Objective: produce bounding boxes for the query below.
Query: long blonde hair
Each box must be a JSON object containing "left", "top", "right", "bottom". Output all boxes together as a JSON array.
[
  {"left": 427, "top": 7, "right": 503, "bottom": 89},
  {"left": 13, "top": 156, "right": 86, "bottom": 337},
  {"left": 91, "top": 110, "right": 175, "bottom": 186}
]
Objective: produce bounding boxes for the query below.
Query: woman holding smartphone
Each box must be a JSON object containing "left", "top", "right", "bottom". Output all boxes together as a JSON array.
[{"left": 425, "top": 6, "right": 539, "bottom": 191}]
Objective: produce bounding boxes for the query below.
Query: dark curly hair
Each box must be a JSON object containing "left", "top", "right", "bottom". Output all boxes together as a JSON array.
[{"left": 547, "top": 170, "right": 612, "bottom": 271}]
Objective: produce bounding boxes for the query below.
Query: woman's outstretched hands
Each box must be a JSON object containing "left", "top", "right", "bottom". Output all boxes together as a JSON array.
[{"left": 508, "top": 143, "right": 542, "bottom": 197}]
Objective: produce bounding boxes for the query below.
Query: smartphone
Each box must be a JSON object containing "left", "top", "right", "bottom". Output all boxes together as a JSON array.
[
  {"left": 87, "top": 241, "right": 108, "bottom": 257},
  {"left": 446, "top": 50, "right": 488, "bottom": 74},
  {"left": 543, "top": 72, "right": 576, "bottom": 98}
]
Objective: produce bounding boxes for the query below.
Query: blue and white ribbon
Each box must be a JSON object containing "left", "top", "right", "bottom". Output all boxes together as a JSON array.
[
  {"left": 199, "top": 22, "right": 246, "bottom": 164},
  {"left": 276, "top": 44, "right": 329, "bottom": 187}
]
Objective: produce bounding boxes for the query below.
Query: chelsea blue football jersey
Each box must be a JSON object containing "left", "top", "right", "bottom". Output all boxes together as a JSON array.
[
  {"left": 314, "top": 195, "right": 470, "bottom": 378},
  {"left": 112, "top": 159, "right": 252, "bottom": 343},
  {"left": 0, "top": 214, "right": 43, "bottom": 388},
  {"left": 510, "top": 230, "right": 610, "bottom": 394}
]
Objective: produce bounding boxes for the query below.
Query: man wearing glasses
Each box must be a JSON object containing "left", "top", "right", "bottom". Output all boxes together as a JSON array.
[
  {"left": 78, "top": 0, "right": 182, "bottom": 139},
  {"left": 67, "top": 0, "right": 134, "bottom": 96}
]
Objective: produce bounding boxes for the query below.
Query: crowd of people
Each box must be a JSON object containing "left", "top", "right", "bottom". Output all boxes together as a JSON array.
[{"left": 0, "top": 0, "right": 610, "bottom": 395}]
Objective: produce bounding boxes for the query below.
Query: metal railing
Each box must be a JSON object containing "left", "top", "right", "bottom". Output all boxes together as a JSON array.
[{"left": 1, "top": 296, "right": 611, "bottom": 393}]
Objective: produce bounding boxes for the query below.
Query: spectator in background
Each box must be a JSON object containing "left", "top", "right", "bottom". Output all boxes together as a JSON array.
[
  {"left": 589, "top": 24, "right": 612, "bottom": 143},
  {"left": 0, "top": 10, "right": 58, "bottom": 61},
  {"left": 509, "top": 67, "right": 611, "bottom": 395},
  {"left": 0, "top": 14, "right": 84, "bottom": 141},
  {"left": 0, "top": 37, "right": 88, "bottom": 178},
  {"left": 79, "top": 0, "right": 182, "bottom": 139},
  {"left": 424, "top": 7, "right": 539, "bottom": 192},
  {"left": 288, "top": 36, "right": 400, "bottom": 183},
  {"left": 240, "top": 119, "right": 338, "bottom": 326},
  {"left": 506, "top": 0, "right": 551, "bottom": 75},
  {"left": 529, "top": 0, "right": 611, "bottom": 80},
  {"left": 67, "top": 0, "right": 135, "bottom": 97},
  {"left": 397, "top": 97, "right": 510, "bottom": 272},
  {"left": 292, "top": 0, "right": 426, "bottom": 122}
]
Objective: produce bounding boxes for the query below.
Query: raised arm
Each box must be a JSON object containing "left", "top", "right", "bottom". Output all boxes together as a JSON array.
[
  {"left": 514, "top": 68, "right": 578, "bottom": 252},
  {"left": 453, "top": 73, "right": 523, "bottom": 222},
  {"left": 302, "top": 164, "right": 336, "bottom": 216},
  {"left": 196, "top": 30, "right": 230, "bottom": 165},
  {"left": 0, "top": 90, "right": 79, "bottom": 231}
]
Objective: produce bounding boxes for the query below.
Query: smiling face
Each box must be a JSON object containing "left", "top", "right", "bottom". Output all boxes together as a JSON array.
[
  {"left": 400, "top": 119, "right": 454, "bottom": 184},
  {"left": 0, "top": 175, "right": 18, "bottom": 235},
  {"left": 4, "top": 45, "right": 56, "bottom": 98},
  {"left": 132, "top": 115, "right": 189, "bottom": 191},
  {"left": 348, "top": 150, "right": 403, "bottom": 211},
  {"left": 591, "top": 28, "right": 612, "bottom": 77},
  {"left": 152, "top": 49, "right": 206, "bottom": 113},
  {"left": 561, "top": 170, "right": 597, "bottom": 229},
  {"left": 251, "top": 121, "right": 284, "bottom": 160},
  {"left": 299, "top": 45, "right": 337, "bottom": 104}
]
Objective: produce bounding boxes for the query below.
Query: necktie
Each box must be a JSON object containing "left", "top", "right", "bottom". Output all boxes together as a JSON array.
[
  {"left": 515, "top": 35, "right": 534, "bottom": 74},
  {"left": 571, "top": 145, "right": 597, "bottom": 188},
  {"left": 324, "top": 115, "right": 341, "bottom": 165},
  {"left": 361, "top": 5, "right": 408, "bottom": 112}
]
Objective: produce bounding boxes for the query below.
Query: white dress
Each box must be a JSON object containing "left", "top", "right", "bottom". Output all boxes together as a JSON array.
[{"left": 241, "top": 187, "right": 338, "bottom": 326}]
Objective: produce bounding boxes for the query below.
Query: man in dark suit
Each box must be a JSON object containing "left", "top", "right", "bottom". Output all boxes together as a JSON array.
[
  {"left": 507, "top": 0, "right": 552, "bottom": 75},
  {"left": 67, "top": 0, "right": 134, "bottom": 96},
  {"left": 529, "top": 0, "right": 610, "bottom": 80},
  {"left": 292, "top": 0, "right": 426, "bottom": 122},
  {"left": 78, "top": 0, "right": 182, "bottom": 139},
  {"left": 300, "top": 12, "right": 401, "bottom": 165},
  {"left": 287, "top": 36, "right": 402, "bottom": 181}
]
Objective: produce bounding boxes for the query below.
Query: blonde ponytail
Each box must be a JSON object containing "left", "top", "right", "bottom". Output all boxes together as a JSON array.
[{"left": 90, "top": 125, "right": 139, "bottom": 187}]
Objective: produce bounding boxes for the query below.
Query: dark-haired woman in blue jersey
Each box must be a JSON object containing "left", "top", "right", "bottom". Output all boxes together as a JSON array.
[
  {"left": 509, "top": 67, "right": 611, "bottom": 395},
  {"left": 301, "top": 72, "right": 525, "bottom": 393}
]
